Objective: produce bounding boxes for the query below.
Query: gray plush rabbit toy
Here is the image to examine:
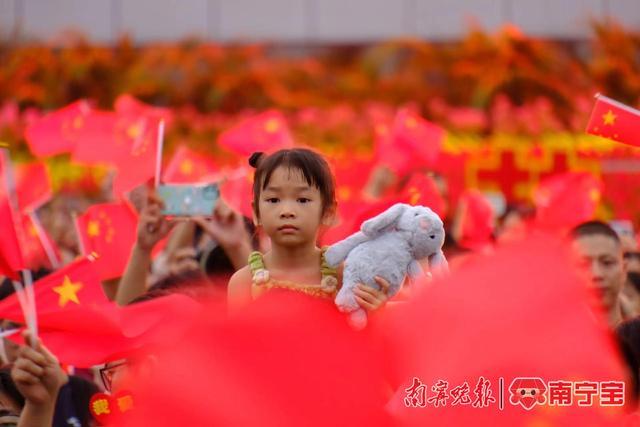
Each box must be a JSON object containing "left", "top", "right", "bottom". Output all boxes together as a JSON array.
[{"left": 325, "top": 203, "right": 448, "bottom": 329}]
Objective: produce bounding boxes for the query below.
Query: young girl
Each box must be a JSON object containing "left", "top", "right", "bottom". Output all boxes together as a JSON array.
[{"left": 228, "top": 148, "right": 390, "bottom": 313}]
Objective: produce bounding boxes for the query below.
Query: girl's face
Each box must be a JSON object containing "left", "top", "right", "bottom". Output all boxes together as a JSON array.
[{"left": 256, "top": 166, "right": 325, "bottom": 247}]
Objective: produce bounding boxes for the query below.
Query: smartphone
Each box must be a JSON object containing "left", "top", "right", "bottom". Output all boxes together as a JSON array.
[{"left": 157, "top": 183, "right": 219, "bottom": 217}]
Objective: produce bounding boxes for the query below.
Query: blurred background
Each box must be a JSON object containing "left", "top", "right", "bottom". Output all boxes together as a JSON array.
[
  {"left": 1, "top": 0, "right": 640, "bottom": 267},
  {"left": 1, "top": 0, "right": 639, "bottom": 42}
]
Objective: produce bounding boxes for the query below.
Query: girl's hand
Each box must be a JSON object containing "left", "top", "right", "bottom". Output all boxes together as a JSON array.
[
  {"left": 11, "top": 333, "right": 68, "bottom": 406},
  {"left": 355, "top": 276, "right": 390, "bottom": 312},
  {"left": 137, "top": 190, "right": 175, "bottom": 253}
]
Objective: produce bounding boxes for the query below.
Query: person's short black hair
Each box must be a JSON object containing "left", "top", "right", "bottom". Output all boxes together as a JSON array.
[
  {"left": 250, "top": 148, "right": 336, "bottom": 219},
  {"left": 569, "top": 221, "right": 620, "bottom": 244},
  {"left": 0, "top": 369, "right": 24, "bottom": 409}
]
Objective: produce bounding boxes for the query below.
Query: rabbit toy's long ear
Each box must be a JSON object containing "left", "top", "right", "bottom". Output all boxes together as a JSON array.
[{"left": 361, "top": 203, "right": 408, "bottom": 237}]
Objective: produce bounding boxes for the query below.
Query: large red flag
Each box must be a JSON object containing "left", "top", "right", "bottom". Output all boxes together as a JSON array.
[
  {"left": 162, "top": 145, "right": 219, "bottom": 184},
  {"left": 0, "top": 256, "right": 109, "bottom": 321},
  {"left": 586, "top": 94, "right": 640, "bottom": 147},
  {"left": 124, "top": 293, "right": 391, "bottom": 427},
  {"left": 24, "top": 100, "right": 91, "bottom": 157},
  {"left": 14, "top": 161, "right": 52, "bottom": 211},
  {"left": 383, "top": 236, "right": 628, "bottom": 426},
  {"left": 218, "top": 110, "right": 294, "bottom": 157},
  {"left": 75, "top": 202, "right": 138, "bottom": 280},
  {"left": 8, "top": 293, "right": 202, "bottom": 368}
]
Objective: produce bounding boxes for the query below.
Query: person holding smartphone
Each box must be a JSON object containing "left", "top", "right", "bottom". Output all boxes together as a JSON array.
[{"left": 115, "top": 188, "right": 254, "bottom": 306}]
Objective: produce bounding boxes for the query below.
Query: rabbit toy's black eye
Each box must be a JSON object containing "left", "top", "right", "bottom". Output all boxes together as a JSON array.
[
  {"left": 414, "top": 212, "right": 419, "bottom": 216},
  {"left": 429, "top": 235, "right": 436, "bottom": 239}
]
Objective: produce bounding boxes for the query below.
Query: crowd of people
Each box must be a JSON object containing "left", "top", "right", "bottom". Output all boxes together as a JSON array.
[{"left": 1, "top": 145, "right": 639, "bottom": 426}]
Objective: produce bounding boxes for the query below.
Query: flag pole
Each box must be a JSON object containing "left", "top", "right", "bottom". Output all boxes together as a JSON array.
[
  {"left": 71, "top": 211, "right": 87, "bottom": 256},
  {"left": 28, "top": 210, "right": 61, "bottom": 269},
  {"left": 22, "top": 269, "right": 37, "bottom": 346},
  {"left": 154, "top": 120, "right": 165, "bottom": 188}
]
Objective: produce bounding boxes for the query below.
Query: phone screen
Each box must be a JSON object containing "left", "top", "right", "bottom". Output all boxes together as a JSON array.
[{"left": 157, "top": 183, "right": 219, "bottom": 217}]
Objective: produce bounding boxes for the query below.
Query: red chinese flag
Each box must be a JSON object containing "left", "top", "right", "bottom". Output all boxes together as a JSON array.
[
  {"left": 0, "top": 256, "right": 109, "bottom": 321},
  {"left": 14, "top": 162, "right": 52, "bottom": 211},
  {"left": 76, "top": 202, "right": 138, "bottom": 280},
  {"left": 115, "top": 94, "right": 174, "bottom": 126},
  {"left": 586, "top": 94, "right": 640, "bottom": 147},
  {"left": 383, "top": 236, "right": 627, "bottom": 425},
  {"left": 24, "top": 100, "right": 91, "bottom": 157},
  {"left": 112, "top": 117, "right": 161, "bottom": 196},
  {"left": 8, "top": 293, "right": 202, "bottom": 368},
  {"left": 163, "top": 145, "right": 219, "bottom": 184},
  {"left": 125, "top": 293, "right": 391, "bottom": 427},
  {"left": 399, "top": 173, "right": 446, "bottom": 217},
  {"left": 0, "top": 198, "right": 24, "bottom": 279},
  {"left": 331, "top": 155, "right": 375, "bottom": 205},
  {"left": 70, "top": 110, "right": 124, "bottom": 165},
  {"left": 218, "top": 110, "right": 294, "bottom": 157},
  {"left": 0, "top": 151, "right": 25, "bottom": 278},
  {"left": 457, "top": 190, "right": 495, "bottom": 250},
  {"left": 534, "top": 172, "right": 602, "bottom": 231},
  {"left": 376, "top": 109, "right": 444, "bottom": 175},
  {"left": 20, "top": 212, "right": 60, "bottom": 270},
  {"left": 72, "top": 110, "right": 164, "bottom": 168},
  {"left": 220, "top": 168, "right": 254, "bottom": 219}
]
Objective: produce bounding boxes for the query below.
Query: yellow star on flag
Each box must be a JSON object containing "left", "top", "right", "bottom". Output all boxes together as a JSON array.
[
  {"left": 405, "top": 117, "right": 417, "bottom": 129},
  {"left": 602, "top": 110, "right": 617, "bottom": 126},
  {"left": 87, "top": 220, "right": 100, "bottom": 237},
  {"left": 408, "top": 187, "right": 420, "bottom": 205},
  {"left": 72, "top": 116, "right": 84, "bottom": 129},
  {"left": 180, "top": 160, "right": 194, "bottom": 175},
  {"left": 53, "top": 275, "right": 83, "bottom": 307},
  {"left": 264, "top": 118, "right": 280, "bottom": 133},
  {"left": 127, "top": 123, "right": 143, "bottom": 139},
  {"left": 337, "top": 186, "right": 351, "bottom": 201}
]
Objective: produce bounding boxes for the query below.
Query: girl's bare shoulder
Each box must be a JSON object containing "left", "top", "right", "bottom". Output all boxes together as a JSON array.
[
  {"left": 228, "top": 265, "right": 253, "bottom": 310},
  {"left": 229, "top": 265, "right": 253, "bottom": 290}
]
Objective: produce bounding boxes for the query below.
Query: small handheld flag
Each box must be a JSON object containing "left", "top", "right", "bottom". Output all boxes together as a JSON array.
[{"left": 586, "top": 94, "right": 640, "bottom": 147}]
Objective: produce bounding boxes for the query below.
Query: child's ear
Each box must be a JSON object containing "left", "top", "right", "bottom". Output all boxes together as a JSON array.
[{"left": 322, "top": 203, "right": 337, "bottom": 226}]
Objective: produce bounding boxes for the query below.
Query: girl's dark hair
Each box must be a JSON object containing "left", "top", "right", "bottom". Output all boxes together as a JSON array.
[{"left": 249, "top": 149, "right": 336, "bottom": 218}]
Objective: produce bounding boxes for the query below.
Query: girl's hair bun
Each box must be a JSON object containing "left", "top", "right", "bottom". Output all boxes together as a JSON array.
[{"left": 249, "top": 152, "right": 264, "bottom": 168}]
